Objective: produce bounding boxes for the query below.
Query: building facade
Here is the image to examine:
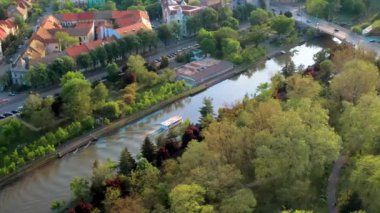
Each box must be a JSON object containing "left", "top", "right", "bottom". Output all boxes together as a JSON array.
[{"left": 161, "top": 0, "right": 203, "bottom": 36}]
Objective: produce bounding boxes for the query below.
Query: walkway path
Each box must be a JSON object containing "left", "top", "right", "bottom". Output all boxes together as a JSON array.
[{"left": 327, "top": 155, "right": 348, "bottom": 213}]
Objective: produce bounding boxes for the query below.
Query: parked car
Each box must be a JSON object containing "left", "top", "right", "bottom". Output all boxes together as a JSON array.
[
  {"left": 369, "top": 39, "right": 376, "bottom": 43},
  {"left": 334, "top": 29, "right": 339, "bottom": 32},
  {"left": 8, "top": 92, "right": 15, "bottom": 96},
  {"left": 306, "top": 20, "right": 312, "bottom": 23},
  {"left": 11, "top": 110, "right": 18, "bottom": 114},
  {"left": 0, "top": 115, "right": 5, "bottom": 119},
  {"left": 3, "top": 112, "right": 13, "bottom": 117}
]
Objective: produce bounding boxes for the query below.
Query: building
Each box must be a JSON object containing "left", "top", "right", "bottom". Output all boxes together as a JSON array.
[
  {"left": 176, "top": 58, "right": 234, "bottom": 86},
  {"left": 0, "top": 18, "right": 18, "bottom": 61},
  {"left": 11, "top": 10, "right": 153, "bottom": 85},
  {"left": 161, "top": 0, "right": 203, "bottom": 36},
  {"left": 6, "top": 0, "right": 32, "bottom": 20}
]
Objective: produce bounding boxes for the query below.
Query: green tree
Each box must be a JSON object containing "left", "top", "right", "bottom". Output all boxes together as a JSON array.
[
  {"left": 286, "top": 74, "right": 322, "bottom": 99},
  {"left": 103, "top": 0, "right": 117, "bottom": 10},
  {"left": 157, "top": 24, "right": 173, "bottom": 46},
  {"left": 122, "top": 83, "right": 137, "bottom": 105},
  {"left": 97, "top": 101, "right": 122, "bottom": 120},
  {"left": 91, "top": 82, "right": 109, "bottom": 109},
  {"left": 106, "top": 62, "right": 119, "bottom": 82},
  {"left": 246, "top": 25, "right": 269, "bottom": 47},
  {"left": 349, "top": 155, "right": 380, "bottom": 212},
  {"left": 137, "top": 29, "right": 157, "bottom": 52},
  {"left": 220, "top": 189, "right": 256, "bottom": 213},
  {"left": 94, "top": 46, "right": 108, "bottom": 66},
  {"left": 119, "top": 147, "right": 136, "bottom": 176},
  {"left": 330, "top": 59, "right": 379, "bottom": 103},
  {"left": 339, "top": 94, "right": 380, "bottom": 154},
  {"left": 76, "top": 53, "right": 93, "bottom": 70},
  {"left": 61, "top": 73, "right": 92, "bottom": 121},
  {"left": 270, "top": 15, "right": 296, "bottom": 37},
  {"left": 55, "top": 31, "right": 79, "bottom": 50},
  {"left": 103, "top": 187, "right": 121, "bottom": 212},
  {"left": 70, "top": 177, "right": 91, "bottom": 201},
  {"left": 128, "top": 158, "right": 160, "bottom": 194},
  {"left": 306, "top": 0, "right": 328, "bottom": 18},
  {"left": 141, "top": 137, "right": 156, "bottom": 163},
  {"left": 186, "top": 15, "right": 202, "bottom": 35},
  {"left": 250, "top": 8, "right": 271, "bottom": 26},
  {"left": 242, "top": 47, "right": 266, "bottom": 63},
  {"left": 60, "top": 71, "right": 85, "bottom": 86},
  {"left": 200, "top": 8, "right": 219, "bottom": 30},
  {"left": 221, "top": 38, "right": 241, "bottom": 60},
  {"left": 169, "top": 184, "right": 214, "bottom": 213}
]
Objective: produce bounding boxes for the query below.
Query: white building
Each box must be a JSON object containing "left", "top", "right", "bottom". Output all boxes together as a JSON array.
[{"left": 161, "top": 0, "right": 203, "bottom": 36}]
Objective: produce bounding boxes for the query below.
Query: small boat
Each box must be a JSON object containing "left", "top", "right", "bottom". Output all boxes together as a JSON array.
[{"left": 160, "top": 115, "right": 183, "bottom": 130}]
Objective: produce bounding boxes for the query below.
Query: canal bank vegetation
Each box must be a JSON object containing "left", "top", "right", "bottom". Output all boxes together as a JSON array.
[
  {"left": 196, "top": 7, "right": 297, "bottom": 64},
  {"left": 0, "top": 54, "right": 190, "bottom": 176},
  {"left": 54, "top": 42, "right": 380, "bottom": 213}
]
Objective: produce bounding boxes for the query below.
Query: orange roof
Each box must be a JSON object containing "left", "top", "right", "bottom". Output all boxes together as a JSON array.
[
  {"left": 40, "top": 16, "right": 62, "bottom": 29},
  {"left": 116, "top": 22, "right": 150, "bottom": 37},
  {"left": 0, "top": 18, "right": 17, "bottom": 29},
  {"left": 65, "top": 44, "right": 90, "bottom": 58}
]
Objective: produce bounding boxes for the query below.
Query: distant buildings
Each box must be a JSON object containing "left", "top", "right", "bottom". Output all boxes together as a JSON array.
[
  {"left": 11, "top": 10, "right": 152, "bottom": 85},
  {"left": 161, "top": 0, "right": 204, "bottom": 36},
  {"left": 59, "top": 0, "right": 106, "bottom": 8},
  {"left": 176, "top": 58, "right": 233, "bottom": 86}
]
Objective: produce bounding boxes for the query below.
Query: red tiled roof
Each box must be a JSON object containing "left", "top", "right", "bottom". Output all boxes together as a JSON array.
[
  {"left": 62, "top": 12, "right": 95, "bottom": 21},
  {"left": 65, "top": 44, "right": 90, "bottom": 58},
  {"left": 75, "top": 22, "right": 93, "bottom": 29},
  {"left": 0, "top": 18, "right": 17, "bottom": 29},
  {"left": 84, "top": 40, "right": 103, "bottom": 50},
  {"left": 0, "top": 28, "right": 7, "bottom": 41}
]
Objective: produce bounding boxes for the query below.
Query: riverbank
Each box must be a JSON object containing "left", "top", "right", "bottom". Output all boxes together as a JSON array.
[{"left": 0, "top": 37, "right": 307, "bottom": 190}]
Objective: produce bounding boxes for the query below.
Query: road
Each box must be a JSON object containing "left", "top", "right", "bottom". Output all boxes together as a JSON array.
[
  {"left": 327, "top": 155, "right": 348, "bottom": 213},
  {"left": 271, "top": 4, "right": 380, "bottom": 55}
]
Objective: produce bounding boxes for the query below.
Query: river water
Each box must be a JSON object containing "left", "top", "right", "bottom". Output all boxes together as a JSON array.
[{"left": 0, "top": 37, "right": 335, "bottom": 213}]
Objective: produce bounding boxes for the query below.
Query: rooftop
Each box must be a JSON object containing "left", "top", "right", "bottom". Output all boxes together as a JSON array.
[{"left": 176, "top": 58, "right": 233, "bottom": 83}]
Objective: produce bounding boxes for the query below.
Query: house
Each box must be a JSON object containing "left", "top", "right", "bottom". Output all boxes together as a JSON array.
[
  {"left": 56, "top": 12, "right": 96, "bottom": 27},
  {"left": 176, "top": 58, "right": 233, "bottom": 86},
  {"left": 161, "top": 0, "right": 203, "bottom": 36},
  {"left": 65, "top": 21, "right": 95, "bottom": 44},
  {"left": 0, "top": 18, "right": 18, "bottom": 61}
]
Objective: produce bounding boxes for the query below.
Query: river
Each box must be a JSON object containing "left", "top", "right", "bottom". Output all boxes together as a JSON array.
[{"left": 0, "top": 36, "right": 336, "bottom": 213}]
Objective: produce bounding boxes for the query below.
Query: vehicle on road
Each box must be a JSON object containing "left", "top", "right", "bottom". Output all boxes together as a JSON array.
[
  {"left": 280, "top": 50, "right": 286, "bottom": 54},
  {"left": 334, "top": 29, "right": 339, "bottom": 32},
  {"left": 11, "top": 110, "right": 18, "bottom": 114},
  {"left": 369, "top": 39, "right": 376, "bottom": 43},
  {"left": 8, "top": 92, "right": 15, "bottom": 96},
  {"left": 306, "top": 20, "right": 311, "bottom": 23},
  {"left": 3, "top": 112, "right": 13, "bottom": 117},
  {"left": 0, "top": 115, "right": 5, "bottom": 119}
]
